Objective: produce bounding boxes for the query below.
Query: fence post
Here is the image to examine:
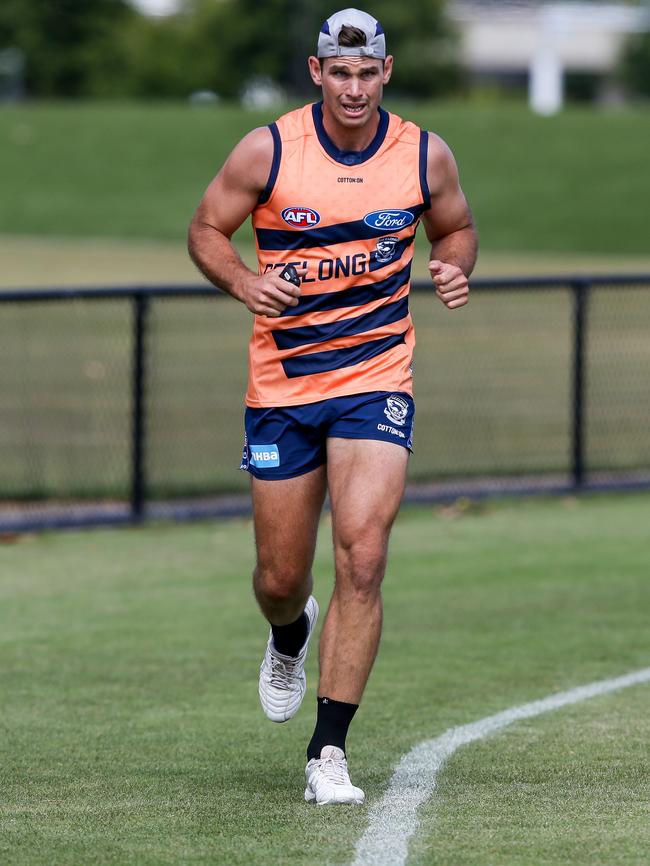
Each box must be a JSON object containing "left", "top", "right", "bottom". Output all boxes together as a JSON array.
[
  {"left": 131, "top": 293, "right": 149, "bottom": 520},
  {"left": 571, "top": 279, "right": 590, "bottom": 489}
]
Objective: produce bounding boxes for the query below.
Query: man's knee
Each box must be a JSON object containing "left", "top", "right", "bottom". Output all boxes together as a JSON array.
[
  {"left": 334, "top": 527, "right": 388, "bottom": 599},
  {"left": 254, "top": 562, "right": 309, "bottom": 604}
]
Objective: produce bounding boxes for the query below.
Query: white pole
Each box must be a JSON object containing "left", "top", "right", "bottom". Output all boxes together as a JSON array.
[
  {"left": 530, "top": 7, "right": 564, "bottom": 115},
  {"left": 530, "top": 43, "right": 563, "bottom": 115}
]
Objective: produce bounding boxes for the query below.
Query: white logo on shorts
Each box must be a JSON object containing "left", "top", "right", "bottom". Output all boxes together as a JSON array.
[
  {"left": 384, "top": 395, "right": 409, "bottom": 427},
  {"left": 377, "top": 423, "right": 405, "bottom": 439}
]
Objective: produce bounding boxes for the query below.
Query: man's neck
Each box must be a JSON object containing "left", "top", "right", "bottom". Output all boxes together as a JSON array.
[{"left": 321, "top": 104, "right": 380, "bottom": 153}]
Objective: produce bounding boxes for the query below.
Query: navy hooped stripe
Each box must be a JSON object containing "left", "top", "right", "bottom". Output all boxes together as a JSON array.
[
  {"left": 273, "top": 296, "right": 409, "bottom": 350},
  {"left": 312, "top": 102, "right": 389, "bottom": 167},
  {"left": 258, "top": 123, "right": 282, "bottom": 205},
  {"left": 256, "top": 205, "right": 425, "bottom": 251},
  {"left": 281, "top": 331, "right": 407, "bottom": 379},
  {"left": 419, "top": 129, "right": 431, "bottom": 210},
  {"left": 280, "top": 261, "right": 412, "bottom": 317}
]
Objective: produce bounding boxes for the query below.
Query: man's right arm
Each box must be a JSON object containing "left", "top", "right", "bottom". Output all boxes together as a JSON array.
[{"left": 188, "top": 127, "right": 300, "bottom": 317}]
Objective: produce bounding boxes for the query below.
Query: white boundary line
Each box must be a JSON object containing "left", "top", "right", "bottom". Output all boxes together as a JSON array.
[{"left": 351, "top": 667, "right": 650, "bottom": 866}]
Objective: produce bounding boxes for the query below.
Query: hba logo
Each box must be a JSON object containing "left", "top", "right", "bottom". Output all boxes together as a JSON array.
[
  {"left": 363, "top": 209, "right": 414, "bottom": 231},
  {"left": 250, "top": 444, "right": 280, "bottom": 468},
  {"left": 281, "top": 206, "right": 321, "bottom": 229}
]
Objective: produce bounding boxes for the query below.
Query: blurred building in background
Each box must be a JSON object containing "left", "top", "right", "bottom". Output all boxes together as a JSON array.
[{"left": 448, "top": 0, "right": 650, "bottom": 112}]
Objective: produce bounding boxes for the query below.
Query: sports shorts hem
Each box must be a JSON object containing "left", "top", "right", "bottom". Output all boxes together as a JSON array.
[
  {"left": 245, "top": 455, "right": 326, "bottom": 481},
  {"left": 326, "top": 430, "right": 413, "bottom": 454}
]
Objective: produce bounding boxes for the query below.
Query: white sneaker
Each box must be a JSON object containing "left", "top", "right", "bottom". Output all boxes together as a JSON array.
[
  {"left": 258, "top": 596, "right": 319, "bottom": 723},
  {"left": 304, "top": 745, "right": 365, "bottom": 805}
]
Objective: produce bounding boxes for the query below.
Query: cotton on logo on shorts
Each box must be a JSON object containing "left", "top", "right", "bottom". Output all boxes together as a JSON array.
[
  {"left": 250, "top": 444, "right": 280, "bottom": 468},
  {"left": 384, "top": 395, "right": 409, "bottom": 427},
  {"left": 377, "top": 423, "right": 405, "bottom": 439}
]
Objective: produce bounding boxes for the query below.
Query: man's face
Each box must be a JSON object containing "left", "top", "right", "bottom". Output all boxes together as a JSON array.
[{"left": 308, "top": 54, "right": 393, "bottom": 129}]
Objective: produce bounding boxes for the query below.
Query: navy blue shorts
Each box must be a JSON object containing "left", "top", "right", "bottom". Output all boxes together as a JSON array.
[{"left": 240, "top": 391, "right": 415, "bottom": 480}]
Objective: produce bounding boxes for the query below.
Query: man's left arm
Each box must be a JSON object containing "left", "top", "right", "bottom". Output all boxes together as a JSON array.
[{"left": 421, "top": 132, "right": 478, "bottom": 310}]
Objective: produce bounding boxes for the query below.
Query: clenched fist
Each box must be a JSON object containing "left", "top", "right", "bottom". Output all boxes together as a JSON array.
[
  {"left": 428, "top": 260, "right": 469, "bottom": 310},
  {"left": 240, "top": 266, "right": 307, "bottom": 317}
]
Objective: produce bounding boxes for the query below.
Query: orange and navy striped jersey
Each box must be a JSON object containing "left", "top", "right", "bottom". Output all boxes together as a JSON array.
[{"left": 246, "top": 101, "right": 430, "bottom": 408}]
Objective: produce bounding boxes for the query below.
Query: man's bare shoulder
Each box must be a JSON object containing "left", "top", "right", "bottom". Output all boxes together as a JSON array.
[
  {"left": 192, "top": 125, "right": 276, "bottom": 232},
  {"left": 423, "top": 131, "right": 459, "bottom": 197},
  {"left": 238, "top": 126, "right": 275, "bottom": 161},
  {"left": 224, "top": 126, "right": 275, "bottom": 194}
]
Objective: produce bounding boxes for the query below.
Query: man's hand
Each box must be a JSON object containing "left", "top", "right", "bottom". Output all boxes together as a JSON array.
[
  {"left": 239, "top": 266, "right": 306, "bottom": 317},
  {"left": 428, "top": 260, "right": 469, "bottom": 310}
]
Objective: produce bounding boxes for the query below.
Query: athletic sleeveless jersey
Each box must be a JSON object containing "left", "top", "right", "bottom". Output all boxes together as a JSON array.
[{"left": 246, "top": 101, "right": 430, "bottom": 408}]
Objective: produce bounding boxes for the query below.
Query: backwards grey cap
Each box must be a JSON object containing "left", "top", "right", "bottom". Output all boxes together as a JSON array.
[{"left": 317, "top": 8, "right": 386, "bottom": 59}]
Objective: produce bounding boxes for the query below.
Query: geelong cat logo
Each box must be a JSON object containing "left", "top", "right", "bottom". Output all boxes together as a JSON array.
[
  {"left": 281, "top": 206, "right": 321, "bottom": 228},
  {"left": 384, "top": 395, "right": 409, "bottom": 427},
  {"left": 375, "top": 236, "right": 399, "bottom": 263},
  {"left": 364, "top": 209, "right": 414, "bottom": 231}
]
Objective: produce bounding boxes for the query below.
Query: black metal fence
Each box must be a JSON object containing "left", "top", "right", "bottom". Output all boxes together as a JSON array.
[{"left": 1, "top": 275, "right": 649, "bottom": 531}]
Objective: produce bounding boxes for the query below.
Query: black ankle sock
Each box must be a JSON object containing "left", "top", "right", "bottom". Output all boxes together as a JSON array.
[
  {"left": 271, "top": 611, "right": 308, "bottom": 657},
  {"left": 307, "top": 697, "right": 359, "bottom": 760}
]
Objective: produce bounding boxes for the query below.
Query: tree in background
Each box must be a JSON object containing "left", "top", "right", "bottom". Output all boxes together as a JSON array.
[
  {"left": 117, "top": 10, "right": 202, "bottom": 99},
  {"left": 0, "top": 0, "right": 135, "bottom": 97},
  {"left": 178, "top": 0, "right": 459, "bottom": 99},
  {"left": 621, "top": 32, "right": 650, "bottom": 98},
  {"left": 0, "top": 0, "right": 459, "bottom": 100}
]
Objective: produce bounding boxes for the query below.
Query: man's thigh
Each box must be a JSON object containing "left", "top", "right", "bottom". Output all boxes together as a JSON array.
[
  {"left": 251, "top": 467, "right": 327, "bottom": 574},
  {"left": 326, "top": 438, "right": 408, "bottom": 545}
]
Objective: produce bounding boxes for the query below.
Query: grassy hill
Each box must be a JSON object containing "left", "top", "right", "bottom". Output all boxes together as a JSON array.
[{"left": 1, "top": 100, "right": 649, "bottom": 255}]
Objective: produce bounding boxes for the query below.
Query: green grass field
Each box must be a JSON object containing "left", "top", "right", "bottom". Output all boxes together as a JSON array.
[
  {"left": 2, "top": 494, "right": 649, "bottom": 866},
  {"left": 1, "top": 101, "right": 650, "bottom": 258}
]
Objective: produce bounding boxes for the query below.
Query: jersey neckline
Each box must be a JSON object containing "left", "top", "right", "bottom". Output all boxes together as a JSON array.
[{"left": 311, "top": 101, "right": 389, "bottom": 167}]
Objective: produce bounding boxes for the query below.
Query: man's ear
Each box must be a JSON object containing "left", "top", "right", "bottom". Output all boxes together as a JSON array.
[
  {"left": 383, "top": 55, "right": 394, "bottom": 85},
  {"left": 308, "top": 56, "right": 323, "bottom": 87}
]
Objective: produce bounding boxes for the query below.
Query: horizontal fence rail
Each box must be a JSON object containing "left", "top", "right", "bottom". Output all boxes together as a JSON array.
[{"left": 1, "top": 275, "right": 649, "bottom": 531}]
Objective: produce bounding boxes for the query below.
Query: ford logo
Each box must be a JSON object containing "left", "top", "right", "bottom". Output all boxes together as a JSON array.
[
  {"left": 281, "top": 206, "right": 321, "bottom": 229},
  {"left": 363, "top": 209, "right": 414, "bottom": 231}
]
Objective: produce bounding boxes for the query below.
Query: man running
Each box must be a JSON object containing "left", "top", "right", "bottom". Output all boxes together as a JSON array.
[{"left": 188, "top": 8, "right": 478, "bottom": 805}]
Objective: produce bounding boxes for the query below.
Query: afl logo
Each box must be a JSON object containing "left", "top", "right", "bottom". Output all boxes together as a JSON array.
[
  {"left": 363, "top": 209, "right": 414, "bottom": 231},
  {"left": 281, "top": 206, "right": 321, "bottom": 229}
]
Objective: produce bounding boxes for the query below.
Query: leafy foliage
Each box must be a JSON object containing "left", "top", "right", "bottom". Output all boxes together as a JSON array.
[
  {"left": 0, "top": 0, "right": 459, "bottom": 99},
  {"left": 0, "top": 0, "right": 135, "bottom": 97},
  {"left": 621, "top": 32, "right": 650, "bottom": 98},
  {"left": 175, "top": 0, "right": 459, "bottom": 99}
]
